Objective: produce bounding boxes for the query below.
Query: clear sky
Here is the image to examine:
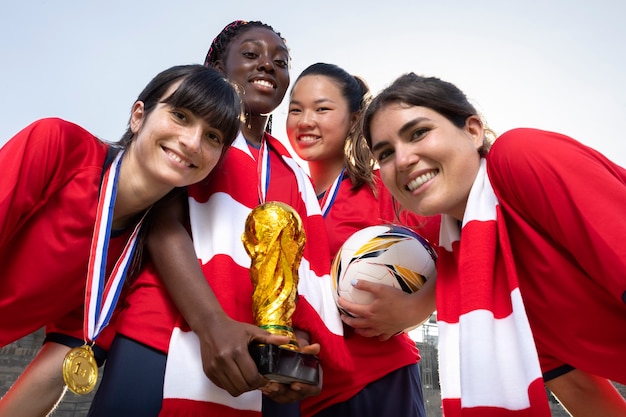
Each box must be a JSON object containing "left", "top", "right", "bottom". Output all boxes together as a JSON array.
[{"left": 1, "top": 0, "right": 625, "bottom": 166}]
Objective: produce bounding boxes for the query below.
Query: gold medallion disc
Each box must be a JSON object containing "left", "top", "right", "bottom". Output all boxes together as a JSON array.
[{"left": 62, "top": 345, "right": 98, "bottom": 395}]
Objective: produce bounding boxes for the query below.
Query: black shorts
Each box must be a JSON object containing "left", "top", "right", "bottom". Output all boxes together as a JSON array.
[{"left": 87, "top": 334, "right": 166, "bottom": 417}]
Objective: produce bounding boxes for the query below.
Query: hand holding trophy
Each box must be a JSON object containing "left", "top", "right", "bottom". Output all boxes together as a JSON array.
[{"left": 242, "top": 201, "right": 320, "bottom": 385}]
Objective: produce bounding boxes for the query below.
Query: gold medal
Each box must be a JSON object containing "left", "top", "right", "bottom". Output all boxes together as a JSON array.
[{"left": 62, "top": 345, "right": 98, "bottom": 395}]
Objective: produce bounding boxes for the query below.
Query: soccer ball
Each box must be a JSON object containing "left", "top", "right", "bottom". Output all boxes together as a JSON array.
[{"left": 331, "top": 224, "right": 437, "bottom": 320}]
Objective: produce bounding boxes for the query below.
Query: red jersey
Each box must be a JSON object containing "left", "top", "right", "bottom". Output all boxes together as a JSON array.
[
  {"left": 152, "top": 133, "right": 348, "bottom": 416},
  {"left": 301, "top": 171, "right": 440, "bottom": 417},
  {"left": 486, "top": 128, "right": 626, "bottom": 383},
  {"left": 0, "top": 118, "right": 127, "bottom": 347},
  {"left": 116, "top": 133, "right": 341, "bottom": 355}
]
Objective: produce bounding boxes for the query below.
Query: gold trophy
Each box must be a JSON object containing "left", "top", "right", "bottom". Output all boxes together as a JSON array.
[{"left": 242, "top": 201, "right": 320, "bottom": 384}]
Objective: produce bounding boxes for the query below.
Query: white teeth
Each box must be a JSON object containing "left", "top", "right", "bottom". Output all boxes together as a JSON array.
[
  {"left": 299, "top": 136, "right": 318, "bottom": 142},
  {"left": 407, "top": 170, "right": 437, "bottom": 191},
  {"left": 167, "top": 150, "right": 191, "bottom": 167},
  {"left": 253, "top": 79, "right": 274, "bottom": 88}
]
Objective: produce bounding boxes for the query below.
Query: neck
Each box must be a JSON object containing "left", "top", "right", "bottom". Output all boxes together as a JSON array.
[
  {"left": 112, "top": 190, "right": 153, "bottom": 229},
  {"left": 112, "top": 151, "right": 169, "bottom": 229},
  {"left": 308, "top": 157, "right": 345, "bottom": 195},
  {"left": 242, "top": 114, "right": 269, "bottom": 146}
]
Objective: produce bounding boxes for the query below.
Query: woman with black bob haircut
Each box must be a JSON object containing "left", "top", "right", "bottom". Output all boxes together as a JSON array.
[{"left": 0, "top": 64, "right": 242, "bottom": 416}]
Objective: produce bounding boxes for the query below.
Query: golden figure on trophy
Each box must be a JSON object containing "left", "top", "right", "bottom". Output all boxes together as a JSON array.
[{"left": 242, "top": 201, "right": 319, "bottom": 384}]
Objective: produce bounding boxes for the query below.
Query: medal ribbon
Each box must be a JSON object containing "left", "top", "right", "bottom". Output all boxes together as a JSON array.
[
  {"left": 256, "top": 137, "right": 271, "bottom": 204},
  {"left": 320, "top": 167, "right": 345, "bottom": 218},
  {"left": 83, "top": 151, "right": 147, "bottom": 342}
]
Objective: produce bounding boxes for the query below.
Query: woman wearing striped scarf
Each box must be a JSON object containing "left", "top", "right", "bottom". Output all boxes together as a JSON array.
[
  {"left": 87, "top": 21, "right": 348, "bottom": 417},
  {"left": 355, "top": 72, "right": 626, "bottom": 417}
]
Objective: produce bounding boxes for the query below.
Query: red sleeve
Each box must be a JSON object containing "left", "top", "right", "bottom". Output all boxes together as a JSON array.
[
  {"left": 0, "top": 118, "right": 109, "bottom": 345},
  {"left": 324, "top": 172, "right": 440, "bottom": 257},
  {"left": 0, "top": 118, "right": 105, "bottom": 251},
  {"left": 487, "top": 128, "right": 626, "bottom": 303}
]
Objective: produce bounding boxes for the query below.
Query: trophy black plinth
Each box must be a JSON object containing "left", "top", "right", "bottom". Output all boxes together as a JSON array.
[{"left": 249, "top": 343, "right": 320, "bottom": 385}]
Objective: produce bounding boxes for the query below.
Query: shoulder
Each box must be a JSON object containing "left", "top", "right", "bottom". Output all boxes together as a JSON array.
[
  {"left": 490, "top": 127, "right": 595, "bottom": 160},
  {"left": 4, "top": 117, "right": 106, "bottom": 155},
  {"left": 489, "top": 127, "right": 612, "bottom": 176},
  {"left": 26, "top": 117, "right": 93, "bottom": 136},
  {"left": 264, "top": 132, "right": 293, "bottom": 158},
  {"left": 265, "top": 133, "right": 311, "bottom": 177},
  {"left": 13, "top": 118, "right": 108, "bottom": 171},
  {"left": 489, "top": 128, "right": 577, "bottom": 177},
  {"left": 491, "top": 127, "right": 560, "bottom": 155},
  {"left": 16, "top": 117, "right": 102, "bottom": 151},
  {"left": 486, "top": 127, "right": 625, "bottom": 213},
  {"left": 37, "top": 117, "right": 81, "bottom": 128}
]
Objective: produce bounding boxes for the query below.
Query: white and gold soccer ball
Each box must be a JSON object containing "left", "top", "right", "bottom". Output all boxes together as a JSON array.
[{"left": 331, "top": 224, "right": 437, "bottom": 318}]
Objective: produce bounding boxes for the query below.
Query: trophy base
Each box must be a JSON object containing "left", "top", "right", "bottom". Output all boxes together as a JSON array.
[{"left": 249, "top": 343, "right": 319, "bottom": 385}]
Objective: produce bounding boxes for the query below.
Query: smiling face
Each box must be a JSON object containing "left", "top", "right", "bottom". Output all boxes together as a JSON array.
[
  {"left": 369, "top": 103, "right": 484, "bottom": 220},
  {"left": 218, "top": 26, "right": 290, "bottom": 116},
  {"left": 128, "top": 82, "right": 226, "bottom": 191},
  {"left": 286, "top": 74, "right": 354, "bottom": 164}
]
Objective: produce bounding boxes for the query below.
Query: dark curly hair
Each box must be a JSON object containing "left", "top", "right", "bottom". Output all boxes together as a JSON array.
[
  {"left": 204, "top": 20, "right": 288, "bottom": 67},
  {"left": 203, "top": 20, "right": 288, "bottom": 134}
]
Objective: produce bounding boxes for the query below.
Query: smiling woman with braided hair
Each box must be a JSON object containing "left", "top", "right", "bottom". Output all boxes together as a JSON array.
[{"left": 86, "top": 20, "right": 348, "bottom": 417}]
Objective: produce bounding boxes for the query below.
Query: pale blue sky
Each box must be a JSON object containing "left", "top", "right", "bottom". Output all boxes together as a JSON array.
[{"left": 1, "top": 0, "right": 625, "bottom": 165}]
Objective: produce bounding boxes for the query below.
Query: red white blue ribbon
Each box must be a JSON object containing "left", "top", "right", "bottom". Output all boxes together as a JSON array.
[
  {"left": 83, "top": 151, "right": 147, "bottom": 343},
  {"left": 256, "top": 138, "right": 271, "bottom": 204},
  {"left": 319, "top": 167, "right": 345, "bottom": 218}
]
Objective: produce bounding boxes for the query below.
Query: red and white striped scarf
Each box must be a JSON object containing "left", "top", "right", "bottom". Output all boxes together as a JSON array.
[
  {"left": 159, "top": 133, "right": 348, "bottom": 416},
  {"left": 436, "top": 159, "right": 551, "bottom": 417}
]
